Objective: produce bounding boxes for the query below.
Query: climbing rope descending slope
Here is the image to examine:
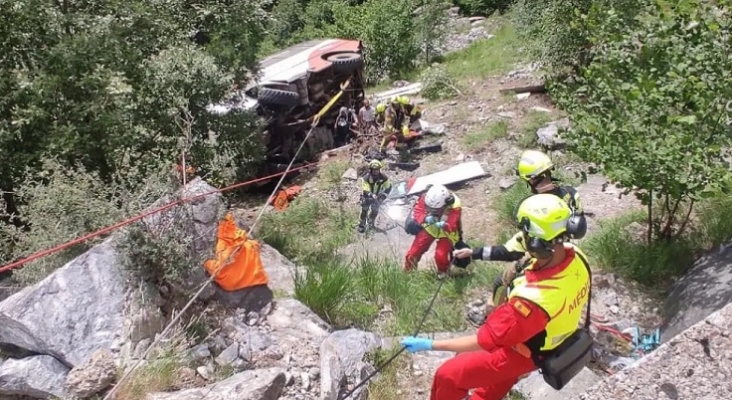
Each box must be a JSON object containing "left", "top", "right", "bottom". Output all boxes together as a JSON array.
[{"left": 104, "top": 80, "right": 352, "bottom": 400}]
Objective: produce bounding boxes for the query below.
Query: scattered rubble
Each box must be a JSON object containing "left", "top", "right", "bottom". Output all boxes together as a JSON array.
[
  {"left": 438, "top": 7, "right": 493, "bottom": 55},
  {"left": 573, "top": 301, "right": 732, "bottom": 400}
]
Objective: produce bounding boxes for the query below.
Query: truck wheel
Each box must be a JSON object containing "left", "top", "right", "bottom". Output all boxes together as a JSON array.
[
  {"left": 327, "top": 53, "right": 364, "bottom": 74},
  {"left": 258, "top": 87, "right": 300, "bottom": 107}
]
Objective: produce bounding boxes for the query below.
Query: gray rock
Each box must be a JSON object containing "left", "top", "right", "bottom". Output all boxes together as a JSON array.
[
  {"left": 0, "top": 313, "right": 69, "bottom": 366},
  {"left": 141, "top": 178, "right": 223, "bottom": 300},
  {"left": 0, "top": 355, "right": 69, "bottom": 399},
  {"left": 268, "top": 299, "right": 331, "bottom": 340},
  {"left": 573, "top": 303, "right": 732, "bottom": 400},
  {"left": 259, "top": 244, "right": 299, "bottom": 296},
  {"left": 536, "top": 118, "right": 570, "bottom": 150},
  {"left": 0, "top": 179, "right": 223, "bottom": 370},
  {"left": 146, "top": 368, "right": 287, "bottom": 400},
  {"left": 133, "top": 338, "right": 152, "bottom": 359},
  {"left": 215, "top": 343, "right": 240, "bottom": 366},
  {"left": 0, "top": 240, "right": 129, "bottom": 367},
  {"left": 222, "top": 317, "right": 250, "bottom": 341},
  {"left": 320, "top": 328, "right": 381, "bottom": 400},
  {"left": 191, "top": 344, "right": 211, "bottom": 360},
  {"left": 663, "top": 241, "right": 732, "bottom": 341},
  {"left": 499, "top": 178, "right": 517, "bottom": 191},
  {"left": 196, "top": 365, "right": 214, "bottom": 381},
  {"left": 231, "top": 358, "right": 249, "bottom": 371},
  {"left": 210, "top": 335, "right": 228, "bottom": 355},
  {"left": 244, "top": 330, "right": 273, "bottom": 352},
  {"left": 342, "top": 168, "right": 358, "bottom": 180},
  {"left": 64, "top": 349, "right": 116, "bottom": 399},
  {"left": 516, "top": 367, "right": 601, "bottom": 400}
]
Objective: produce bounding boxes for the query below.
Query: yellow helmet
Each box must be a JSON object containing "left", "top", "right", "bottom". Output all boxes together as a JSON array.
[
  {"left": 390, "top": 96, "right": 399, "bottom": 105},
  {"left": 517, "top": 150, "right": 554, "bottom": 181},
  {"left": 398, "top": 96, "right": 410, "bottom": 105},
  {"left": 375, "top": 103, "right": 386, "bottom": 113},
  {"left": 368, "top": 159, "right": 384, "bottom": 169},
  {"left": 515, "top": 194, "right": 571, "bottom": 241}
]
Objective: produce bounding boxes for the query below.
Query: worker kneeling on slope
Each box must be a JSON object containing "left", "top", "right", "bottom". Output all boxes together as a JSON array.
[
  {"left": 404, "top": 184, "right": 463, "bottom": 274},
  {"left": 358, "top": 159, "right": 392, "bottom": 233},
  {"left": 401, "top": 194, "right": 593, "bottom": 400}
]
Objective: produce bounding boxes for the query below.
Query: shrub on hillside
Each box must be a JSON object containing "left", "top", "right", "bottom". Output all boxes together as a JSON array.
[
  {"left": 552, "top": 1, "right": 732, "bottom": 244},
  {"left": 454, "top": 0, "right": 513, "bottom": 16},
  {"left": 0, "top": 160, "right": 125, "bottom": 285},
  {"left": 512, "top": 0, "right": 642, "bottom": 74},
  {"left": 0, "top": 158, "right": 177, "bottom": 286},
  {"left": 420, "top": 64, "right": 464, "bottom": 100}
]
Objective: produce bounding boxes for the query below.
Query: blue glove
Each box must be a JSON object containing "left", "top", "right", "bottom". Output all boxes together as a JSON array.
[
  {"left": 435, "top": 221, "right": 446, "bottom": 229},
  {"left": 424, "top": 215, "right": 437, "bottom": 224},
  {"left": 401, "top": 336, "right": 433, "bottom": 353}
]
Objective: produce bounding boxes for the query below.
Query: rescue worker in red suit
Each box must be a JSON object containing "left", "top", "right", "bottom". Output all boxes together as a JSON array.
[
  {"left": 404, "top": 184, "right": 462, "bottom": 273},
  {"left": 400, "top": 194, "right": 592, "bottom": 400}
]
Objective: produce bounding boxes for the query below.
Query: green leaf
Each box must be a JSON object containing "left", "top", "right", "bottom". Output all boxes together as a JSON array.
[{"left": 677, "top": 115, "right": 697, "bottom": 124}]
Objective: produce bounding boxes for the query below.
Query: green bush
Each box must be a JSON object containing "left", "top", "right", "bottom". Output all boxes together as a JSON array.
[
  {"left": 552, "top": 0, "right": 732, "bottom": 243},
  {"left": 584, "top": 187, "right": 732, "bottom": 286},
  {"left": 512, "top": 0, "right": 642, "bottom": 74},
  {"left": 420, "top": 64, "right": 464, "bottom": 101},
  {"left": 582, "top": 212, "right": 695, "bottom": 285}
]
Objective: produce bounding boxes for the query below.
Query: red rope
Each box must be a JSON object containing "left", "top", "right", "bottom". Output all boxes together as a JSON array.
[{"left": 0, "top": 162, "right": 319, "bottom": 274}]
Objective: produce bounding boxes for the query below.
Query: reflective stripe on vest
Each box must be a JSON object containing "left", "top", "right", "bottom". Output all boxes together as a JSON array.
[
  {"left": 508, "top": 244, "right": 591, "bottom": 351},
  {"left": 423, "top": 194, "right": 462, "bottom": 243}
]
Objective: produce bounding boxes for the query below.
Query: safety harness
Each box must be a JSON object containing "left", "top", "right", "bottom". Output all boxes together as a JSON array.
[{"left": 518, "top": 252, "right": 595, "bottom": 390}]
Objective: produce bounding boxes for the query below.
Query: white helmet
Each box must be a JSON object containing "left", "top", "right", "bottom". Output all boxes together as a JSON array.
[{"left": 425, "top": 184, "right": 451, "bottom": 209}]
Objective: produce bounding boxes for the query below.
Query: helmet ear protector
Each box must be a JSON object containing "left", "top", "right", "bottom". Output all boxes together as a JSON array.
[{"left": 566, "top": 213, "right": 588, "bottom": 239}]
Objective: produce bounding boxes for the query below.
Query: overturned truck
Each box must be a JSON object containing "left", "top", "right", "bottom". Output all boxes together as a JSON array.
[{"left": 209, "top": 39, "right": 367, "bottom": 181}]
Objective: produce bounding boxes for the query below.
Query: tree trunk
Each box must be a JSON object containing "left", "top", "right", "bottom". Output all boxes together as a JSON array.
[{"left": 647, "top": 191, "right": 653, "bottom": 245}]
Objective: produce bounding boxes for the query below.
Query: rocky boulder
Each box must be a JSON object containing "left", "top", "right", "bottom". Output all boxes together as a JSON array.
[
  {"left": 663, "top": 242, "right": 732, "bottom": 341},
  {"left": 0, "top": 355, "right": 68, "bottom": 399},
  {"left": 0, "top": 178, "right": 223, "bottom": 399},
  {"left": 320, "top": 328, "right": 381, "bottom": 400},
  {"left": 536, "top": 118, "right": 570, "bottom": 150},
  {"left": 146, "top": 367, "right": 287, "bottom": 400},
  {"left": 181, "top": 299, "right": 331, "bottom": 400},
  {"left": 516, "top": 368, "right": 601, "bottom": 400},
  {"left": 64, "top": 349, "right": 117, "bottom": 398}
]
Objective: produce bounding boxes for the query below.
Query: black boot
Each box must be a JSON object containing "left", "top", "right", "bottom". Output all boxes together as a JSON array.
[
  {"left": 357, "top": 224, "right": 365, "bottom": 233},
  {"left": 367, "top": 211, "right": 378, "bottom": 229}
]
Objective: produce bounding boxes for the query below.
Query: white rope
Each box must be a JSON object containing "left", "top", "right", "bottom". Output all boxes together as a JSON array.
[{"left": 103, "top": 120, "right": 320, "bottom": 400}]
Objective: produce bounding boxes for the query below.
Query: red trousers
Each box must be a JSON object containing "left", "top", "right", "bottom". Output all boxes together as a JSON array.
[
  {"left": 430, "top": 348, "right": 537, "bottom": 400},
  {"left": 404, "top": 230, "right": 453, "bottom": 272}
]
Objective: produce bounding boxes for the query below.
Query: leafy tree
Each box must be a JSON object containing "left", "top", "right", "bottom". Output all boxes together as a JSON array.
[
  {"left": 415, "top": 0, "right": 453, "bottom": 64},
  {"left": 0, "top": 0, "right": 268, "bottom": 272},
  {"left": 330, "top": 0, "right": 422, "bottom": 83},
  {"left": 551, "top": 0, "right": 732, "bottom": 243},
  {"left": 513, "top": 0, "right": 642, "bottom": 74}
]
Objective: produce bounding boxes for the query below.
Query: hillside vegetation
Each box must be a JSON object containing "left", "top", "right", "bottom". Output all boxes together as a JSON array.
[
  {"left": 1, "top": 0, "right": 732, "bottom": 297},
  {"left": 2, "top": 1, "right": 732, "bottom": 399}
]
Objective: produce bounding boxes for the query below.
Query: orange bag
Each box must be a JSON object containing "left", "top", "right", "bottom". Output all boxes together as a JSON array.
[
  {"left": 269, "top": 185, "right": 302, "bottom": 211},
  {"left": 203, "top": 213, "right": 268, "bottom": 291}
]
